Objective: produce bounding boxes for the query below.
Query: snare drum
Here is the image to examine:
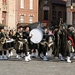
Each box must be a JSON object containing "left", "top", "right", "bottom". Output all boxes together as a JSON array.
[
  {"left": 9, "top": 39, "right": 14, "bottom": 48},
  {"left": 3, "top": 39, "right": 14, "bottom": 49}
]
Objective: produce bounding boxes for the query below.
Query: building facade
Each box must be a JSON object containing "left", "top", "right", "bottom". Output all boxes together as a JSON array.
[
  {"left": 0, "top": 0, "right": 67, "bottom": 29},
  {"left": 38, "top": 0, "right": 66, "bottom": 26},
  {"left": 0, "top": 0, "right": 38, "bottom": 29},
  {"left": 66, "top": 0, "right": 75, "bottom": 27}
]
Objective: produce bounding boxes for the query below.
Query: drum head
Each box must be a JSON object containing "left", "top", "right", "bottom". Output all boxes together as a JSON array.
[{"left": 29, "top": 28, "right": 43, "bottom": 43}]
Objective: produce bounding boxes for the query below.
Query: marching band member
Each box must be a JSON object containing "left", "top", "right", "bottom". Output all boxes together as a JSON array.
[
  {"left": 67, "top": 25, "right": 75, "bottom": 61},
  {"left": 58, "top": 25, "right": 68, "bottom": 61},
  {"left": 52, "top": 25, "right": 65, "bottom": 61},
  {"left": 0, "top": 27, "right": 8, "bottom": 60},
  {"left": 52, "top": 25, "right": 60, "bottom": 57},
  {"left": 8, "top": 30, "right": 14, "bottom": 57},
  {"left": 30, "top": 43, "right": 37, "bottom": 58},
  {"left": 14, "top": 26, "right": 23, "bottom": 59},
  {"left": 52, "top": 25, "right": 72, "bottom": 63},
  {"left": 71, "top": 27, "right": 75, "bottom": 59},
  {"left": 67, "top": 25, "right": 75, "bottom": 51},
  {"left": 38, "top": 27, "right": 49, "bottom": 61},
  {"left": 48, "top": 28, "right": 54, "bottom": 50},
  {"left": 53, "top": 24, "right": 73, "bottom": 63},
  {"left": 23, "top": 26, "right": 32, "bottom": 62}
]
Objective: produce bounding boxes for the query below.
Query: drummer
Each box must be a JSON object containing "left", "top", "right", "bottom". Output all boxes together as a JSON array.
[
  {"left": 8, "top": 30, "right": 14, "bottom": 57},
  {"left": 14, "top": 26, "right": 23, "bottom": 59},
  {"left": 38, "top": 27, "right": 49, "bottom": 61},
  {"left": 23, "top": 26, "right": 32, "bottom": 61},
  {"left": 0, "top": 27, "right": 8, "bottom": 60}
]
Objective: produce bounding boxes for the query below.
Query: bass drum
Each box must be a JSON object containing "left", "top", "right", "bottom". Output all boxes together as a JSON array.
[{"left": 29, "top": 28, "right": 44, "bottom": 44}]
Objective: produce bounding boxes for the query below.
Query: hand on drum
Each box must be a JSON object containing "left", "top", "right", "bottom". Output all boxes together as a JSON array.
[{"left": 29, "top": 34, "right": 33, "bottom": 38}]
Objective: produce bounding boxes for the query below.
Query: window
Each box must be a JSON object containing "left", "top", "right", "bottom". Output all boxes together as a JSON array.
[
  {"left": 29, "top": 16, "right": 33, "bottom": 23},
  {"left": 52, "top": 11, "right": 56, "bottom": 20},
  {"left": 20, "top": 0, "right": 24, "bottom": 8},
  {"left": 2, "top": 11, "right": 6, "bottom": 24},
  {"left": 2, "top": 0, "right": 7, "bottom": 5},
  {"left": 20, "top": 15, "right": 24, "bottom": 23},
  {"left": 44, "top": 10, "right": 48, "bottom": 20},
  {"left": 58, "top": 11, "right": 62, "bottom": 20},
  {"left": 30, "top": 0, "right": 33, "bottom": 10},
  {"left": 52, "top": 5, "right": 56, "bottom": 10},
  {"left": 73, "top": 0, "right": 75, "bottom": 2}
]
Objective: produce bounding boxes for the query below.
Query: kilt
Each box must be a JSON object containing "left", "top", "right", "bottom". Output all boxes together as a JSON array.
[{"left": 0, "top": 42, "right": 3, "bottom": 51}]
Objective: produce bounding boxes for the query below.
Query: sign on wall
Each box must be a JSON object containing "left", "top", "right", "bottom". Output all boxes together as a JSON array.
[{"left": 43, "top": 6, "right": 50, "bottom": 10}]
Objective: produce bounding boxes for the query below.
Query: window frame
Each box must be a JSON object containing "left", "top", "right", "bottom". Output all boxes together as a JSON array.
[{"left": 20, "top": 0, "right": 24, "bottom": 9}]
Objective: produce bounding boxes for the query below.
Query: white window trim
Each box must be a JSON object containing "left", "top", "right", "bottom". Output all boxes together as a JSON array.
[
  {"left": 20, "top": 15, "right": 24, "bottom": 23},
  {"left": 29, "top": 0, "right": 33, "bottom": 10},
  {"left": 29, "top": 16, "right": 33, "bottom": 23},
  {"left": 20, "top": 0, "right": 24, "bottom": 9}
]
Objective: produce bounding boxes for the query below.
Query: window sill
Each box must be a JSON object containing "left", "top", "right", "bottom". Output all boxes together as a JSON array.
[{"left": 29, "top": 9, "right": 34, "bottom": 10}]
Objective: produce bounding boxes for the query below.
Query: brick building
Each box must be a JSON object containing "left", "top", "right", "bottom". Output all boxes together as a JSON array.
[
  {"left": 0, "top": 0, "right": 38, "bottom": 29},
  {"left": 0, "top": 0, "right": 67, "bottom": 29},
  {"left": 38, "top": 0, "right": 67, "bottom": 26}
]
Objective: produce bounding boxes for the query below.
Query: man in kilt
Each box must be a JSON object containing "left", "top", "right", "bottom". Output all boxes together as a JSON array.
[
  {"left": 52, "top": 25, "right": 60, "bottom": 57},
  {"left": 67, "top": 25, "right": 75, "bottom": 60},
  {"left": 0, "top": 26, "right": 8, "bottom": 60},
  {"left": 52, "top": 25, "right": 72, "bottom": 63},
  {"left": 38, "top": 27, "right": 49, "bottom": 61},
  {"left": 14, "top": 26, "right": 24, "bottom": 59},
  {"left": 23, "top": 26, "right": 32, "bottom": 61}
]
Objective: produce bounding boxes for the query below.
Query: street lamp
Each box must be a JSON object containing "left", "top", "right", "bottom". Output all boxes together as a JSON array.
[{"left": 70, "top": 0, "right": 73, "bottom": 12}]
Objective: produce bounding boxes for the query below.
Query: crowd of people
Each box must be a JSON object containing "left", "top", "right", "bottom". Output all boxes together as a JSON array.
[{"left": 0, "top": 24, "right": 75, "bottom": 63}]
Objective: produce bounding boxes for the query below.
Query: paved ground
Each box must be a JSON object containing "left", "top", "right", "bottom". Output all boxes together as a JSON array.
[{"left": 0, "top": 50, "right": 75, "bottom": 75}]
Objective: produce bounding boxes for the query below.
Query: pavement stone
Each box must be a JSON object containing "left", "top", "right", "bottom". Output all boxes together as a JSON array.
[{"left": 0, "top": 50, "right": 75, "bottom": 75}]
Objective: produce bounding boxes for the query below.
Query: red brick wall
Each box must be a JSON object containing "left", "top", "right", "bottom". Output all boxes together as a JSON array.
[
  {"left": 17, "top": 0, "right": 38, "bottom": 24},
  {"left": 2, "top": 0, "right": 7, "bottom": 4}
]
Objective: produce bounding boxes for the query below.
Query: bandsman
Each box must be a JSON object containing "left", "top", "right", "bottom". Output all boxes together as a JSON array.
[{"left": 0, "top": 26, "right": 8, "bottom": 60}]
